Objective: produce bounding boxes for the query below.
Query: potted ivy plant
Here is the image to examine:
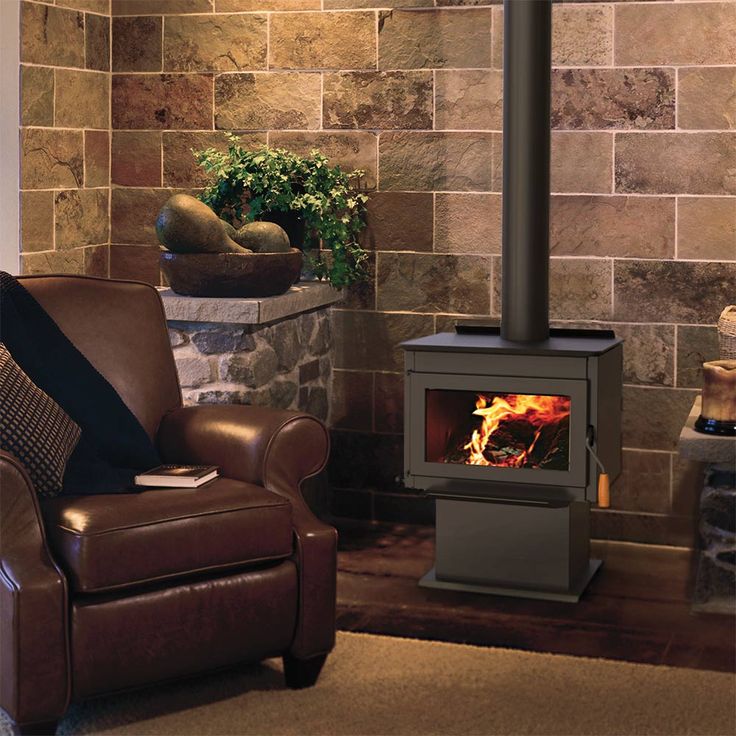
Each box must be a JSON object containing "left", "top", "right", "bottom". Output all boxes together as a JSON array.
[{"left": 194, "top": 134, "right": 369, "bottom": 289}]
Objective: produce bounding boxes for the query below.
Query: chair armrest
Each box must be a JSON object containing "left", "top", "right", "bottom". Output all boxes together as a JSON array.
[
  {"left": 157, "top": 405, "right": 337, "bottom": 659},
  {"left": 0, "top": 451, "right": 70, "bottom": 725},
  {"left": 157, "top": 404, "right": 329, "bottom": 504}
]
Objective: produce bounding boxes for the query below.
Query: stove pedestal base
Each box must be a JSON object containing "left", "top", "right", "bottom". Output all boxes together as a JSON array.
[
  {"left": 419, "top": 560, "right": 602, "bottom": 603},
  {"left": 423, "top": 496, "right": 599, "bottom": 603}
]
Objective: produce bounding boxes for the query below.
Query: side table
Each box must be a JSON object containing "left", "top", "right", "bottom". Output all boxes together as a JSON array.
[{"left": 678, "top": 396, "right": 736, "bottom": 614}]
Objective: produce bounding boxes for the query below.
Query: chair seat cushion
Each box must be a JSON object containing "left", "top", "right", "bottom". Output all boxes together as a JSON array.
[{"left": 42, "top": 478, "right": 293, "bottom": 593}]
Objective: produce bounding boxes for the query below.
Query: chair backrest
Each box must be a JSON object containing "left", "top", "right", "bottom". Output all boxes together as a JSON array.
[{"left": 18, "top": 275, "right": 182, "bottom": 440}]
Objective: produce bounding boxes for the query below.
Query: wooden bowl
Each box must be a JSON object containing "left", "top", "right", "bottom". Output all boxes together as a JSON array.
[{"left": 161, "top": 249, "right": 303, "bottom": 298}]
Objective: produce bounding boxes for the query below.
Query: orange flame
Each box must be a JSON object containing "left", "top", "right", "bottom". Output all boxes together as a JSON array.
[{"left": 463, "top": 393, "right": 570, "bottom": 468}]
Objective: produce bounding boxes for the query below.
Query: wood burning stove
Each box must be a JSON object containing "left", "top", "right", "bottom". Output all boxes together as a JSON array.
[
  {"left": 401, "top": 0, "right": 624, "bottom": 602},
  {"left": 403, "top": 328, "right": 622, "bottom": 601}
]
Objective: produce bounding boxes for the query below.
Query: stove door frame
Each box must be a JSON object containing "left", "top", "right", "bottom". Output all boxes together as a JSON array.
[{"left": 407, "top": 372, "right": 589, "bottom": 488}]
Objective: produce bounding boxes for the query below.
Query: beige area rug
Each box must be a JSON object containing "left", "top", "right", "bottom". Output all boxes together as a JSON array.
[{"left": 3, "top": 632, "right": 734, "bottom": 736}]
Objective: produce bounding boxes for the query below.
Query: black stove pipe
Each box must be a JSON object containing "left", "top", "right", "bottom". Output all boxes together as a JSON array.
[{"left": 501, "top": 0, "right": 552, "bottom": 343}]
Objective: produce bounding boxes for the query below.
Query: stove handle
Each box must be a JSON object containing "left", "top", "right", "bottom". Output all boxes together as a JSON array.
[{"left": 586, "top": 427, "right": 610, "bottom": 509}]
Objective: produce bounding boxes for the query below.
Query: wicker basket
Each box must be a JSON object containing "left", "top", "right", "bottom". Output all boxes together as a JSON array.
[{"left": 718, "top": 306, "right": 736, "bottom": 360}]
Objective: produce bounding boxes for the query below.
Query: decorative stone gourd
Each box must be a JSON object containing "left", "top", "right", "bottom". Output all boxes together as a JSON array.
[
  {"left": 695, "top": 360, "right": 736, "bottom": 436},
  {"left": 234, "top": 221, "right": 291, "bottom": 253},
  {"left": 156, "top": 194, "right": 251, "bottom": 254}
]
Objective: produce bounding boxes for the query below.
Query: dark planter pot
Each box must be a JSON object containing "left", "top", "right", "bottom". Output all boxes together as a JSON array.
[
  {"left": 260, "top": 210, "right": 321, "bottom": 281},
  {"left": 261, "top": 210, "right": 306, "bottom": 251},
  {"left": 160, "top": 249, "right": 303, "bottom": 298}
]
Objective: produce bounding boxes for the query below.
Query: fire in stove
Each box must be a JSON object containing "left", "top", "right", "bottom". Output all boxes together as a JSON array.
[{"left": 427, "top": 390, "right": 571, "bottom": 471}]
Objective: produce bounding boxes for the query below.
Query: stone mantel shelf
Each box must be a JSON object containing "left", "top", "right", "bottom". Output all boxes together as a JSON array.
[
  {"left": 678, "top": 396, "right": 736, "bottom": 464},
  {"left": 158, "top": 282, "right": 342, "bottom": 325}
]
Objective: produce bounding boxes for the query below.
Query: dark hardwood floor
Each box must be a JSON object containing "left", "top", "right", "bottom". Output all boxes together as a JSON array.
[{"left": 334, "top": 520, "right": 736, "bottom": 673}]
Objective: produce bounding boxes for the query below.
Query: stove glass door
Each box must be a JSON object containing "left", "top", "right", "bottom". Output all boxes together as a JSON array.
[{"left": 409, "top": 373, "right": 588, "bottom": 488}]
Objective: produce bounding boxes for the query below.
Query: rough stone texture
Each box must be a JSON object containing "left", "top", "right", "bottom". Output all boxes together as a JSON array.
[
  {"left": 85, "top": 131, "right": 110, "bottom": 189},
  {"left": 434, "top": 193, "right": 501, "bottom": 255},
  {"left": 192, "top": 326, "right": 255, "bottom": 355},
  {"left": 331, "top": 370, "right": 373, "bottom": 431},
  {"left": 692, "top": 472, "right": 736, "bottom": 614},
  {"left": 616, "top": 324, "right": 676, "bottom": 388},
  {"left": 220, "top": 345, "right": 278, "bottom": 387},
  {"left": 110, "top": 244, "right": 161, "bottom": 283},
  {"left": 176, "top": 355, "right": 213, "bottom": 388},
  {"left": 435, "top": 70, "right": 503, "bottom": 131},
  {"left": 84, "top": 245, "right": 110, "bottom": 278},
  {"left": 113, "top": 0, "right": 213, "bottom": 12},
  {"left": 111, "top": 187, "right": 175, "bottom": 245},
  {"left": 55, "top": 189, "right": 110, "bottom": 249},
  {"left": 551, "top": 4, "right": 612, "bottom": 67},
  {"left": 677, "top": 326, "right": 720, "bottom": 390},
  {"left": 492, "top": 5, "right": 614, "bottom": 69},
  {"left": 552, "top": 68, "right": 675, "bottom": 131},
  {"left": 267, "top": 321, "right": 303, "bottom": 372},
  {"left": 374, "top": 372, "right": 403, "bottom": 434},
  {"left": 363, "top": 192, "right": 433, "bottom": 252},
  {"left": 379, "top": 8, "right": 492, "bottom": 70},
  {"left": 270, "top": 12, "right": 376, "bottom": 70},
  {"left": 550, "top": 195, "right": 675, "bottom": 258},
  {"left": 112, "top": 16, "right": 162, "bottom": 72},
  {"left": 21, "top": 249, "right": 85, "bottom": 276},
  {"left": 495, "top": 258, "right": 612, "bottom": 321},
  {"left": 623, "top": 386, "right": 699, "bottom": 452},
  {"left": 112, "top": 131, "right": 162, "bottom": 187},
  {"left": 550, "top": 319, "right": 675, "bottom": 387},
  {"left": 269, "top": 131, "right": 378, "bottom": 190},
  {"left": 614, "top": 2, "right": 736, "bottom": 66},
  {"left": 678, "top": 67, "right": 736, "bottom": 131},
  {"left": 164, "top": 14, "right": 267, "bottom": 72},
  {"left": 324, "top": 71, "right": 433, "bottom": 130},
  {"left": 377, "top": 253, "right": 492, "bottom": 315},
  {"left": 162, "top": 132, "right": 267, "bottom": 188},
  {"left": 678, "top": 198, "right": 736, "bottom": 262},
  {"left": 328, "top": 0, "right": 430, "bottom": 7},
  {"left": 216, "top": 0, "right": 318, "bottom": 9},
  {"left": 169, "top": 308, "right": 333, "bottom": 422},
  {"left": 21, "top": 191, "right": 54, "bottom": 253},
  {"left": 55, "top": 70, "right": 110, "bottom": 130},
  {"left": 21, "top": 1, "right": 84, "bottom": 68},
  {"left": 58, "top": 0, "right": 108, "bottom": 11},
  {"left": 380, "top": 132, "right": 493, "bottom": 191},
  {"left": 614, "top": 261, "right": 736, "bottom": 325},
  {"left": 168, "top": 328, "right": 188, "bottom": 348},
  {"left": 611, "top": 450, "right": 671, "bottom": 514},
  {"left": 113, "top": 74, "right": 214, "bottom": 130},
  {"left": 21, "top": 128, "right": 84, "bottom": 190},
  {"left": 333, "top": 310, "right": 434, "bottom": 372},
  {"left": 550, "top": 132, "right": 613, "bottom": 194},
  {"left": 215, "top": 73, "right": 321, "bottom": 131},
  {"left": 85, "top": 12, "right": 110, "bottom": 72},
  {"left": 21, "top": 65, "right": 53, "bottom": 126},
  {"left": 616, "top": 133, "right": 736, "bottom": 195}
]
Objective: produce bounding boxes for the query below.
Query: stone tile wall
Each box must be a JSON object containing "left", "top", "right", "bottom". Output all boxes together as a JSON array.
[
  {"left": 19, "top": 0, "right": 111, "bottom": 276},
  {"left": 168, "top": 308, "right": 332, "bottom": 423},
  {"left": 19, "top": 0, "right": 736, "bottom": 545}
]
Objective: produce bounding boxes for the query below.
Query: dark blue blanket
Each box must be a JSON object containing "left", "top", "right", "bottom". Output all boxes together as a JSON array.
[{"left": 0, "top": 272, "right": 161, "bottom": 493}]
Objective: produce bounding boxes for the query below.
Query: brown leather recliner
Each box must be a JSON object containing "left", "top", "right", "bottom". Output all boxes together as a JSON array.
[{"left": 0, "top": 275, "right": 337, "bottom": 735}]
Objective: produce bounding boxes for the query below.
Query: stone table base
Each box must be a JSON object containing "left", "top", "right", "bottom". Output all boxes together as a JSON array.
[{"left": 679, "top": 397, "right": 736, "bottom": 615}]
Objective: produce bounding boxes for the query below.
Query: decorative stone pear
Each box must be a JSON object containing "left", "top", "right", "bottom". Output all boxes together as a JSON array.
[
  {"left": 234, "top": 221, "right": 291, "bottom": 253},
  {"left": 155, "top": 194, "right": 251, "bottom": 254}
]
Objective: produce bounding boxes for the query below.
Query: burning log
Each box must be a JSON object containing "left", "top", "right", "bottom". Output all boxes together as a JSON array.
[{"left": 443, "top": 392, "right": 571, "bottom": 470}]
